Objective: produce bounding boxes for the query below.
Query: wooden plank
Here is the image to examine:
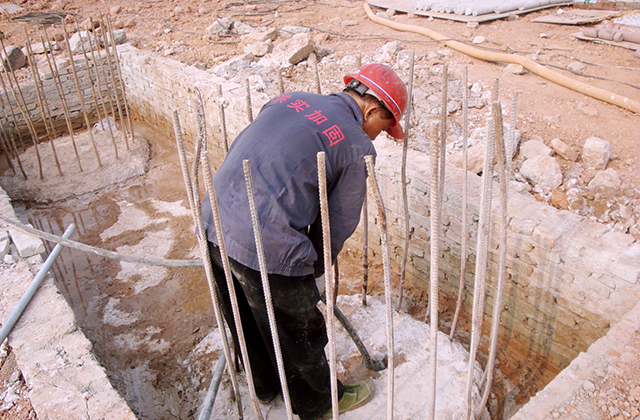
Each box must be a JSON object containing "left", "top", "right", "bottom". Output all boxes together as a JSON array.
[
  {"left": 367, "top": 0, "right": 573, "bottom": 23},
  {"left": 531, "top": 9, "right": 622, "bottom": 25}
]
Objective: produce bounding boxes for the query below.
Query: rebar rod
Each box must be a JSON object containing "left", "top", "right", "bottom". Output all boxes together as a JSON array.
[
  {"left": 243, "top": 159, "right": 294, "bottom": 420},
  {"left": 173, "top": 109, "right": 244, "bottom": 418},
  {"left": 397, "top": 50, "right": 415, "bottom": 311},
  {"left": 0, "top": 95, "right": 25, "bottom": 177},
  {"left": 427, "top": 121, "right": 441, "bottom": 420},
  {"left": 450, "top": 66, "right": 469, "bottom": 339},
  {"left": 0, "top": 38, "right": 44, "bottom": 178},
  {"left": 106, "top": 15, "right": 135, "bottom": 144},
  {"left": 217, "top": 84, "right": 229, "bottom": 153},
  {"left": 75, "top": 20, "right": 118, "bottom": 160},
  {"left": 508, "top": 91, "right": 519, "bottom": 170},
  {"left": 42, "top": 29, "right": 82, "bottom": 172},
  {"left": 364, "top": 154, "right": 395, "bottom": 420},
  {"left": 0, "top": 223, "right": 76, "bottom": 345},
  {"left": 277, "top": 69, "right": 284, "bottom": 96},
  {"left": 245, "top": 78, "right": 253, "bottom": 124},
  {"left": 0, "top": 129, "right": 15, "bottom": 174},
  {"left": 88, "top": 17, "right": 118, "bottom": 157},
  {"left": 310, "top": 53, "right": 321, "bottom": 95},
  {"left": 437, "top": 64, "right": 448, "bottom": 230},
  {"left": 197, "top": 91, "right": 263, "bottom": 419},
  {"left": 101, "top": 15, "right": 129, "bottom": 149},
  {"left": 477, "top": 96, "right": 509, "bottom": 419},
  {"left": 0, "top": 60, "right": 26, "bottom": 151},
  {"left": 62, "top": 22, "right": 102, "bottom": 167},
  {"left": 361, "top": 190, "right": 369, "bottom": 307},
  {"left": 24, "top": 30, "right": 63, "bottom": 177},
  {"left": 464, "top": 115, "right": 495, "bottom": 420},
  {"left": 317, "top": 151, "right": 339, "bottom": 419}
]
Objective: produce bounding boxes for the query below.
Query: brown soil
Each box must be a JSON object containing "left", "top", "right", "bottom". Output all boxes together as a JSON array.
[{"left": 1, "top": 1, "right": 640, "bottom": 419}]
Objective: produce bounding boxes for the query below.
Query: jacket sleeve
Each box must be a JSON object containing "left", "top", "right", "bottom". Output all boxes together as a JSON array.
[{"left": 311, "top": 159, "right": 367, "bottom": 276}]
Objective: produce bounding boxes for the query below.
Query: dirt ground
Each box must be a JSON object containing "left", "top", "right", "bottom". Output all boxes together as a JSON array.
[{"left": 1, "top": 0, "right": 640, "bottom": 419}]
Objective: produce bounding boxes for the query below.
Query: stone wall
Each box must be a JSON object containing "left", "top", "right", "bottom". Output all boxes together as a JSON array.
[{"left": 0, "top": 53, "right": 123, "bottom": 143}]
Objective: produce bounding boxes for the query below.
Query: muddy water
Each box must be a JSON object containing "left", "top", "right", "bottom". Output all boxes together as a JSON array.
[{"left": 12, "top": 124, "right": 218, "bottom": 420}]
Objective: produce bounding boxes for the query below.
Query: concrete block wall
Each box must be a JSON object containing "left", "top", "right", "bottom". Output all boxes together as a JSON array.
[
  {"left": 116, "top": 45, "right": 640, "bottom": 379},
  {"left": 0, "top": 53, "right": 123, "bottom": 142}
]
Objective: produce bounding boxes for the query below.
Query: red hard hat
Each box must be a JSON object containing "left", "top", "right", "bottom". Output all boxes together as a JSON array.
[{"left": 344, "top": 63, "right": 408, "bottom": 139}]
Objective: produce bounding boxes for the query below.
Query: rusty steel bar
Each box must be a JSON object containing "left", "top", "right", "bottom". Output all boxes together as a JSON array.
[
  {"left": 62, "top": 21, "right": 102, "bottom": 167},
  {"left": 42, "top": 29, "right": 83, "bottom": 172},
  {"left": 0, "top": 95, "right": 26, "bottom": 178},
  {"left": 24, "top": 29, "right": 63, "bottom": 177},
  {"left": 0, "top": 38, "right": 44, "bottom": 179},
  {"left": 217, "top": 84, "right": 229, "bottom": 153},
  {"left": 310, "top": 52, "right": 321, "bottom": 95},
  {"left": 361, "top": 190, "right": 369, "bottom": 307},
  {"left": 245, "top": 78, "right": 253, "bottom": 123},
  {"left": 106, "top": 15, "right": 135, "bottom": 144}
]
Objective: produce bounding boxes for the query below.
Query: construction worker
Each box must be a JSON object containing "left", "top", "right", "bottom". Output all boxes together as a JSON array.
[{"left": 201, "top": 63, "right": 407, "bottom": 420}]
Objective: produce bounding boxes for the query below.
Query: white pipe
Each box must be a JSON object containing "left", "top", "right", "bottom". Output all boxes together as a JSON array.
[{"left": 0, "top": 223, "right": 76, "bottom": 345}]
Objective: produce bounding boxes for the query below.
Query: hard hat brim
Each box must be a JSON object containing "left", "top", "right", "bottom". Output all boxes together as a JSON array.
[{"left": 387, "top": 122, "right": 404, "bottom": 140}]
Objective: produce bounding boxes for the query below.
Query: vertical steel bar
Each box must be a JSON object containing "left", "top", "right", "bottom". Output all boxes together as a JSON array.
[
  {"left": 173, "top": 109, "right": 244, "bottom": 419},
  {"left": 310, "top": 52, "right": 321, "bottom": 95},
  {"left": 245, "top": 78, "right": 253, "bottom": 123},
  {"left": 217, "top": 84, "right": 229, "bottom": 153},
  {"left": 24, "top": 29, "right": 63, "bottom": 177},
  {"left": 106, "top": 15, "right": 135, "bottom": 144},
  {"left": 88, "top": 17, "right": 118, "bottom": 156},
  {"left": 0, "top": 95, "right": 25, "bottom": 178},
  {"left": 243, "top": 159, "right": 294, "bottom": 420},
  {"left": 42, "top": 30, "right": 83, "bottom": 172},
  {"left": 0, "top": 59, "right": 26, "bottom": 150},
  {"left": 397, "top": 50, "right": 415, "bottom": 310},
  {"left": 508, "top": 91, "right": 519, "bottom": 170},
  {"left": 317, "top": 151, "right": 339, "bottom": 419},
  {"left": 0, "top": 128, "right": 15, "bottom": 174},
  {"left": 277, "top": 68, "right": 284, "bottom": 96},
  {"left": 0, "top": 38, "right": 44, "bottom": 178},
  {"left": 62, "top": 22, "right": 102, "bottom": 167},
  {"left": 450, "top": 66, "right": 469, "bottom": 339},
  {"left": 100, "top": 14, "right": 129, "bottom": 149},
  {"left": 427, "top": 121, "right": 441, "bottom": 420},
  {"left": 361, "top": 190, "right": 369, "bottom": 307},
  {"left": 364, "top": 154, "right": 394, "bottom": 420}
]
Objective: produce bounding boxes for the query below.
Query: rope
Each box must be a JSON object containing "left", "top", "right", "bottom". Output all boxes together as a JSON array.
[
  {"left": 317, "top": 152, "right": 339, "bottom": 419},
  {"left": 397, "top": 50, "right": 415, "bottom": 311},
  {"left": 173, "top": 109, "right": 243, "bottom": 418},
  {"left": 427, "top": 121, "right": 441, "bottom": 420},
  {"left": 364, "top": 155, "right": 395, "bottom": 420},
  {"left": 242, "top": 159, "right": 294, "bottom": 420},
  {"left": 198, "top": 104, "right": 263, "bottom": 418},
  {"left": 450, "top": 66, "right": 469, "bottom": 339},
  {"left": 464, "top": 115, "right": 496, "bottom": 420},
  {"left": 0, "top": 215, "right": 203, "bottom": 267}
]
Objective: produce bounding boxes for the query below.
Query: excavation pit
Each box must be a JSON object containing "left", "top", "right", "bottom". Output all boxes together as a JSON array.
[{"left": 1, "top": 41, "right": 640, "bottom": 420}]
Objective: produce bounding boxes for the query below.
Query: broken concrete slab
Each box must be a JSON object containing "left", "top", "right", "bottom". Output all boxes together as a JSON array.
[
  {"left": 1, "top": 46, "right": 26, "bottom": 72},
  {"left": 550, "top": 138, "right": 579, "bottom": 162},
  {"left": 582, "top": 137, "right": 611, "bottom": 170},
  {"left": 588, "top": 168, "right": 621, "bottom": 190},
  {"left": 240, "top": 28, "right": 278, "bottom": 45},
  {"left": 7, "top": 225, "right": 44, "bottom": 258},
  {"left": 521, "top": 139, "right": 553, "bottom": 160},
  {"left": 520, "top": 155, "right": 563, "bottom": 190},
  {"left": 212, "top": 52, "right": 254, "bottom": 77},
  {"left": 68, "top": 31, "right": 100, "bottom": 53}
]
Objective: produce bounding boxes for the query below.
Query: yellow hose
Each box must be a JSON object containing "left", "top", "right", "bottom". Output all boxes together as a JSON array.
[{"left": 363, "top": 3, "right": 640, "bottom": 114}]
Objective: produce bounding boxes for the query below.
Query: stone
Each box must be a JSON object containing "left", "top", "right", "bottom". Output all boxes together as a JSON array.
[
  {"left": 567, "top": 61, "right": 585, "bottom": 72},
  {"left": 79, "top": 18, "right": 99, "bottom": 31},
  {"left": 504, "top": 63, "right": 525, "bottom": 75},
  {"left": 588, "top": 168, "right": 621, "bottom": 190},
  {"left": 244, "top": 40, "right": 273, "bottom": 57},
  {"left": 280, "top": 25, "right": 310, "bottom": 38},
  {"left": 27, "top": 41, "right": 60, "bottom": 55},
  {"left": 206, "top": 17, "right": 232, "bottom": 35},
  {"left": 520, "top": 140, "right": 553, "bottom": 160},
  {"left": 519, "top": 155, "right": 563, "bottom": 190},
  {"left": 387, "top": 8, "right": 396, "bottom": 16},
  {"left": 313, "top": 45, "right": 333, "bottom": 60},
  {"left": 582, "top": 137, "right": 611, "bottom": 170},
  {"left": 381, "top": 40, "right": 401, "bottom": 55},
  {"left": 0, "top": 236, "right": 9, "bottom": 260},
  {"left": 467, "top": 22, "right": 479, "bottom": 29},
  {"left": 0, "top": 3, "right": 23, "bottom": 14},
  {"left": 341, "top": 20, "right": 359, "bottom": 28},
  {"left": 583, "top": 380, "right": 596, "bottom": 393},
  {"left": 472, "top": 36, "right": 486, "bottom": 44},
  {"left": 110, "top": 5, "right": 122, "bottom": 15},
  {"left": 4, "top": 253, "right": 15, "bottom": 264},
  {"left": 274, "top": 33, "right": 314, "bottom": 65},
  {"left": 7, "top": 226, "right": 45, "bottom": 258},
  {"left": 550, "top": 138, "right": 579, "bottom": 161},
  {"left": 376, "top": 12, "right": 390, "bottom": 19},
  {"left": 1, "top": 46, "right": 27, "bottom": 71},
  {"left": 240, "top": 28, "right": 277, "bottom": 45},
  {"left": 110, "top": 29, "right": 127, "bottom": 45},
  {"left": 234, "top": 22, "right": 253, "bottom": 35},
  {"left": 578, "top": 102, "right": 599, "bottom": 117},
  {"left": 68, "top": 31, "right": 100, "bottom": 53},
  {"left": 212, "top": 52, "right": 254, "bottom": 77}
]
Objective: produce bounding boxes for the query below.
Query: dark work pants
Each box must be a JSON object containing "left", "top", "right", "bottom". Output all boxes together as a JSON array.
[{"left": 207, "top": 242, "right": 343, "bottom": 420}]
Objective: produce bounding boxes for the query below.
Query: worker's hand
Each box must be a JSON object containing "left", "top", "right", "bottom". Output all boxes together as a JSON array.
[{"left": 315, "top": 274, "right": 325, "bottom": 296}]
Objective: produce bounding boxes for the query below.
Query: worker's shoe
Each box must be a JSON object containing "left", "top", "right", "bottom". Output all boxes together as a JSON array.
[{"left": 320, "top": 380, "right": 374, "bottom": 419}]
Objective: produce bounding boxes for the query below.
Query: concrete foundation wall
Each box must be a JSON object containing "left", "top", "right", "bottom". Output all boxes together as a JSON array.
[
  {"left": 0, "top": 53, "right": 123, "bottom": 142},
  {"left": 116, "top": 45, "right": 640, "bottom": 378}
]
